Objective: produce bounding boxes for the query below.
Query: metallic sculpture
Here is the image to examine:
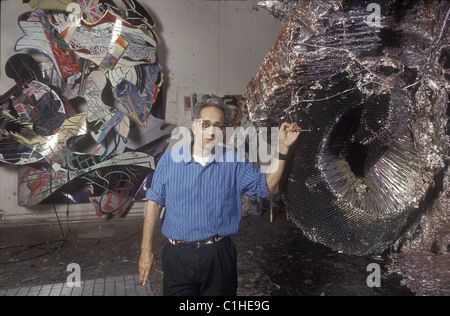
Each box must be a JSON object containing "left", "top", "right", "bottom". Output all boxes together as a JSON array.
[
  {"left": 0, "top": 0, "right": 174, "bottom": 216},
  {"left": 247, "top": 0, "right": 449, "bottom": 256},
  {"left": 247, "top": 0, "right": 450, "bottom": 295}
]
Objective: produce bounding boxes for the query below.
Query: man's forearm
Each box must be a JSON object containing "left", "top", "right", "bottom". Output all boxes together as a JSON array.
[
  {"left": 141, "top": 200, "right": 161, "bottom": 253},
  {"left": 265, "top": 144, "right": 289, "bottom": 195},
  {"left": 139, "top": 200, "right": 161, "bottom": 284}
]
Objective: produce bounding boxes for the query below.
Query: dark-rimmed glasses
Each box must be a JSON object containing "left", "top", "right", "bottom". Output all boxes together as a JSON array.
[{"left": 196, "top": 120, "right": 225, "bottom": 130}]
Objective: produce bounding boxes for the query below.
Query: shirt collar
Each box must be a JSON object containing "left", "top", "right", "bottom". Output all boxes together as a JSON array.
[{"left": 177, "top": 144, "right": 228, "bottom": 166}]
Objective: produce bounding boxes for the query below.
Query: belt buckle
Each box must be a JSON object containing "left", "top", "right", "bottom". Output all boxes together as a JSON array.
[{"left": 169, "top": 237, "right": 220, "bottom": 249}]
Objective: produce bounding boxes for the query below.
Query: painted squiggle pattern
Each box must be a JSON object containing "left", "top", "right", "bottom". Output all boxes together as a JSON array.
[{"left": 0, "top": 0, "right": 174, "bottom": 217}]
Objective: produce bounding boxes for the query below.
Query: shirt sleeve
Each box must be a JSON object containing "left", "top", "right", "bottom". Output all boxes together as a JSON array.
[
  {"left": 146, "top": 151, "right": 169, "bottom": 206},
  {"left": 239, "top": 158, "right": 271, "bottom": 198}
]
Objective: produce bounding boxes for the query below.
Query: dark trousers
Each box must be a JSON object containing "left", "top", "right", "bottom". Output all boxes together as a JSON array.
[{"left": 162, "top": 236, "right": 238, "bottom": 296}]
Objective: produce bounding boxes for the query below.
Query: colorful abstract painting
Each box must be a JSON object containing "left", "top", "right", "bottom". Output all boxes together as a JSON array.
[{"left": 0, "top": 0, "right": 174, "bottom": 217}]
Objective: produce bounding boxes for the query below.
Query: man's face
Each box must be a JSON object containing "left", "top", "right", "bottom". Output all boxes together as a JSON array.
[{"left": 192, "top": 106, "right": 225, "bottom": 154}]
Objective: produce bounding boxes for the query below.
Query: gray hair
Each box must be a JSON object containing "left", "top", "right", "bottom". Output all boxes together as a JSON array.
[{"left": 192, "top": 95, "right": 230, "bottom": 124}]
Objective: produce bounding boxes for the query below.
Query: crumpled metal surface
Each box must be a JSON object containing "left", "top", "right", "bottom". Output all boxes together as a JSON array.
[
  {"left": 247, "top": 0, "right": 450, "bottom": 269},
  {"left": 389, "top": 168, "right": 450, "bottom": 296}
]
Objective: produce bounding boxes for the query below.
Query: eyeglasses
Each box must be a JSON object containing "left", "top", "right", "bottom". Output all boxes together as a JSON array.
[{"left": 197, "top": 120, "right": 225, "bottom": 130}]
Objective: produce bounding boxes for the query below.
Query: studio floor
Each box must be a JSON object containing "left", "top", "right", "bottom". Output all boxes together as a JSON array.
[{"left": 0, "top": 210, "right": 414, "bottom": 296}]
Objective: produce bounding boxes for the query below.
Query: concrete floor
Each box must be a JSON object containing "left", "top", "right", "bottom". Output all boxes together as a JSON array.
[
  {"left": 0, "top": 212, "right": 414, "bottom": 296},
  {"left": 0, "top": 217, "right": 162, "bottom": 296},
  {"left": 0, "top": 274, "right": 154, "bottom": 296}
]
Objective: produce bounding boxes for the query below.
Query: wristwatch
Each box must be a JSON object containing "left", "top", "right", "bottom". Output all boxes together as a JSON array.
[{"left": 277, "top": 152, "right": 289, "bottom": 161}]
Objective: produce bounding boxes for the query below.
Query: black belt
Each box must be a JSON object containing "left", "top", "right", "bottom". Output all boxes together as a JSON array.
[{"left": 168, "top": 236, "right": 224, "bottom": 249}]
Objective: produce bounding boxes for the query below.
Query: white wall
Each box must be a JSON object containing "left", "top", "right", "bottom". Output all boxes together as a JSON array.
[
  {"left": 146, "top": 0, "right": 283, "bottom": 127},
  {"left": 0, "top": 0, "right": 282, "bottom": 224}
]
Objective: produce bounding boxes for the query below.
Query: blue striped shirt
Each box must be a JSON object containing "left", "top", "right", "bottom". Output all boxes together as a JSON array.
[{"left": 146, "top": 145, "right": 271, "bottom": 242}]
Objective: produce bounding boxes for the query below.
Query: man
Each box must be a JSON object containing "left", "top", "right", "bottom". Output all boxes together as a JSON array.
[{"left": 139, "top": 96, "right": 301, "bottom": 296}]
